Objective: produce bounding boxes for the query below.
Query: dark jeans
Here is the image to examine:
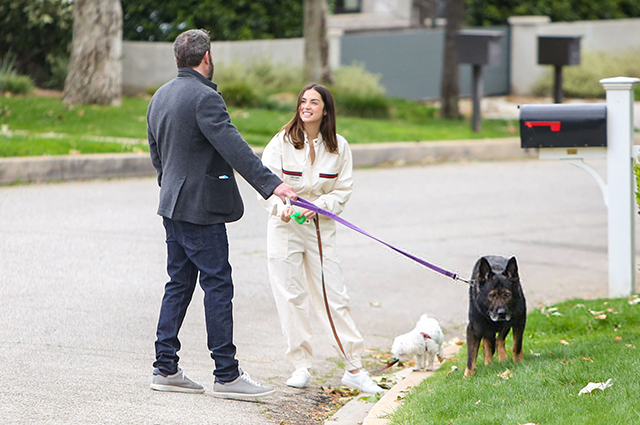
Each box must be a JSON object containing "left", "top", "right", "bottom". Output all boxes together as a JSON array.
[{"left": 153, "top": 217, "right": 239, "bottom": 382}]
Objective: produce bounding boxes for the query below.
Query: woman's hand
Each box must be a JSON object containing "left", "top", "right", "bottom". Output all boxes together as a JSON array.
[{"left": 280, "top": 207, "right": 294, "bottom": 223}]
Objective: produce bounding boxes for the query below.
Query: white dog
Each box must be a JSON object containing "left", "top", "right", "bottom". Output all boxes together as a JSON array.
[{"left": 391, "top": 314, "right": 445, "bottom": 371}]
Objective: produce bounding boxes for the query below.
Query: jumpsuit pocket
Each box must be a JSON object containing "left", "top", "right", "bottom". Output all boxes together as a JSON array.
[{"left": 204, "top": 174, "right": 235, "bottom": 215}]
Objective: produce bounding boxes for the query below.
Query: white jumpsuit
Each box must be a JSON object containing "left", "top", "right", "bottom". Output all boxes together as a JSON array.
[{"left": 260, "top": 130, "right": 365, "bottom": 371}]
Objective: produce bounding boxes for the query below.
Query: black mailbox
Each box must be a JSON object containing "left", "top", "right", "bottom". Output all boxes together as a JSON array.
[
  {"left": 538, "top": 36, "right": 581, "bottom": 66},
  {"left": 456, "top": 30, "right": 504, "bottom": 66},
  {"left": 520, "top": 104, "right": 606, "bottom": 148}
]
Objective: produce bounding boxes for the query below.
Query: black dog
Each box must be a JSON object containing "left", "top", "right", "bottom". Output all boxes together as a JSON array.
[{"left": 464, "top": 256, "right": 526, "bottom": 377}]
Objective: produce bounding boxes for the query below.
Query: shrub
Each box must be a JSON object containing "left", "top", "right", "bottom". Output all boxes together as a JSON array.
[
  {"left": 635, "top": 161, "right": 640, "bottom": 215},
  {"left": 220, "top": 80, "right": 260, "bottom": 108},
  {"left": 0, "top": 0, "right": 73, "bottom": 86},
  {"left": 213, "top": 60, "right": 400, "bottom": 119},
  {"left": 45, "top": 54, "right": 69, "bottom": 90},
  {"left": 214, "top": 60, "right": 304, "bottom": 110},
  {"left": 333, "top": 91, "right": 390, "bottom": 119},
  {"left": 0, "top": 53, "right": 34, "bottom": 95},
  {"left": 0, "top": 74, "right": 35, "bottom": 95},
  {"left": 330, "top": 63, "right": 390, "bottom": 119},
  {"left": 533, "top": 49, "right": 640, "bottom": 99}
]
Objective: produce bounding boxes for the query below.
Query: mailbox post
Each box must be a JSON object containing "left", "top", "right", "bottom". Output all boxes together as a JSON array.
[
  {"left": 519, "top": 76, "right": 639, "bottom": 297},
  {"left": 456, "top": 30, "right": 505, "bottom": 133},
  {"left": 538, "top": 36, "right": 582, "bottom": 104},
  {"left": 600, "top": 77, "right": 638, "bottom": 297}
]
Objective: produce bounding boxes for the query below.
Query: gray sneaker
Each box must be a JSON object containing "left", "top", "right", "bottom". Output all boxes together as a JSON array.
[
  {"left": 150, "top": 367, "right": 205, "bottom": 394},
  {"left": 213, "top": 370, "right": 275, "bottom": 399}
]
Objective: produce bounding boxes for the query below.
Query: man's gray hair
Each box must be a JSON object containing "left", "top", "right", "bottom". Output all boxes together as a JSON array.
[{"left": 173, "top": 29, "right": 211, "bottom": 68}]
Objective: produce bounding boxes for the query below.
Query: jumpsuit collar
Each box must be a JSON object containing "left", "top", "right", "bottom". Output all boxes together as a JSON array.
[{"left": 304, "top": 132, "right": 323, "bottom": 147}]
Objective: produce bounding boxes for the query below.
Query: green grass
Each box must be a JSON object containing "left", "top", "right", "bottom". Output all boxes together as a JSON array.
[
  {"left": 389, "top": 296, "right": 640, "bottom": 425},
  {"left": 0, "top": 94, "right": 518, "bottom": 157},
  {"left": 0, "top": 133, "right": 148, "bottom": 157},
  {"left": 0, "top": 95, "right": 149, "bottom": 139}
]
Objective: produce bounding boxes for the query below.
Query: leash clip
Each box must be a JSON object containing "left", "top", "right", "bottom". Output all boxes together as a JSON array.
[{"left": 454, "top": 275, "right": 474, "bottom": 285}]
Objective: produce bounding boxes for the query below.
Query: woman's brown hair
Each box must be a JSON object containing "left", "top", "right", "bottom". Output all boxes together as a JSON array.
[{"left": 281, "top": 83, "right": 338, "bottom": 154}]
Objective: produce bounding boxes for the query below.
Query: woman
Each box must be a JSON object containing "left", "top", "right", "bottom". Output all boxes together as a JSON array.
[{"left": 260, "top": 83, "right": 383, "bottom": 393}]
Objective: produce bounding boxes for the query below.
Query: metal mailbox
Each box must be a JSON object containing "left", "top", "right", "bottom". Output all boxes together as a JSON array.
[
  {"left": 520, "top": 104, "right": 606, "bottom": 149},
  {"left": 456, "top": 30, "right": 505, "bottom": 66},
  {"left": 538, "top": 36, "right": 582, "bottom": 66}
]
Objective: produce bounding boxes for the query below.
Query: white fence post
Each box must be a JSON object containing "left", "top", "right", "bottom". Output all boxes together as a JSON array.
[{"left": 600, "top": 76, "right": 639, "bottom": 297}]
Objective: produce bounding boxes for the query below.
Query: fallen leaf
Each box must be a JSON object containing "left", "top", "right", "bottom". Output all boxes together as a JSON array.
[
  {"left": 446, "top": 366, "right": 458, "bottom": 376},
  {"left": 594, "top": 314, "right": 607, "bottom": 320},
  {"left": 578, "top": 378, "right": 613, "bottom": 395},
  {"left": 361, "top": 392, "right": 383, "bottom": 403},
  {"left": 475, "top": 399, "right": 482, "bottom": 405},
  {"left": 628, "top": 295, "right": 640, "bottom": 305},
  {"left": 582, "top": 357, "right": 594, "bottom": 362},
  {"left": 498, "top": 369, "right": 513, "bottom": 379},
  {"left": 626, "top": 344, "right": 636, "bottom": 349},
  {"left": 529, "top": 349, "right": 541, "bottom": 356},
  {"left": 614, "top": 336, "right": 622, "bottom": 342},
  {"left": 560, "top": 340, "right": 570, "bottom": 345}
]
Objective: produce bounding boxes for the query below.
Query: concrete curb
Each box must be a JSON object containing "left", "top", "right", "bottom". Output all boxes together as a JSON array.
[
  {"left": 0, "top": 138, "right": 535, "bottom": 185},
  {"left": 0, "top": 153, "right": 156, "bottom": 184},
  {"left": 327, "top": 344, "right": 462, "bottom": 425}
]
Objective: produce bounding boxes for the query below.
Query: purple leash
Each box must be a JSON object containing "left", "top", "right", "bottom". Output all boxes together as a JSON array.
[{"left": 290, "top": 197, "right": 469, "bottom": 283}]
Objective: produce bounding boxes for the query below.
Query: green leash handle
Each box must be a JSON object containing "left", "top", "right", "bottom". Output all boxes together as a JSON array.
[{"left": 290, "top": 211, "right": 306, "bottom": 224}]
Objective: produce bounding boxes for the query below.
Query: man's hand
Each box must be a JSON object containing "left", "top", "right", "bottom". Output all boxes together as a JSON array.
[{"left": 273, "top": 182, "right": 298, "bottom": 203}]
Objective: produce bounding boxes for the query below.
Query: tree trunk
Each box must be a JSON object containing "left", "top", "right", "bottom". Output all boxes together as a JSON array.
[
  {"left": 440, "top": 0, "right": 464, "bottom": 119},
  {"left": 304, "top": 0, "right": 332, "bottom": 84},
  {"left": 62, "top": 0, "right": 122, "bottom": 106}
]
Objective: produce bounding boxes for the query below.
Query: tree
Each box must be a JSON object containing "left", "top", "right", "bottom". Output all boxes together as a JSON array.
[
  {"left": 304, "top": 0, "right": 332, "bottom": 83},
  {"left": 62, "top": 0, "right": 122, "bottom": 105},
  {"left": 122, "top": 0, "right": 303, "bottom": 42},
  {"left": 440, "top": 0, "right": 464, "bottom": 119},
  {"left": 0, "top": 0, "right": 73, "bottom": 87}
]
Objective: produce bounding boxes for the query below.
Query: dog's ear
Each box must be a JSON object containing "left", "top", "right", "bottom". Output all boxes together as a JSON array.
[
  {"left": 504, "top": 256, "right": 519, "bottom": 280},
  {"left": 478, "top": 257, "right": 493, "bottom": 283}
]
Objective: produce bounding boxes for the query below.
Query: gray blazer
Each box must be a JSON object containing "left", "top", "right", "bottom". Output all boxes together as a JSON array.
[{"left": 147, "top": 68, "right": 282, "bottom": 225}]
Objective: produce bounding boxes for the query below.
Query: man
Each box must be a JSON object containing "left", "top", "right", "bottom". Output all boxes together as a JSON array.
[{"left": 146, "top": 29, "right": 297, "bottom": 399}]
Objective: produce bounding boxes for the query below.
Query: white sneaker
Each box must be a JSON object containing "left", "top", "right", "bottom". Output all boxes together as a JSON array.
[
  {"left": 286, "top": 368, "right": 311, "bottom": 388},
  {"left": 341, "top": 370, "right": 384, "bottom": 394}
]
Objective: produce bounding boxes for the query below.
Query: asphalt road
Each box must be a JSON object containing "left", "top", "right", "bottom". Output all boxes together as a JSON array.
[{"left": 1, "top": 158, "right": 637, "bottom": 424}]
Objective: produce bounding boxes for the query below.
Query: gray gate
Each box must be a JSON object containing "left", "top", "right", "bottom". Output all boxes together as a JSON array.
[{"left": 340, "top": 26, "right": 510, "bottom": 100}]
